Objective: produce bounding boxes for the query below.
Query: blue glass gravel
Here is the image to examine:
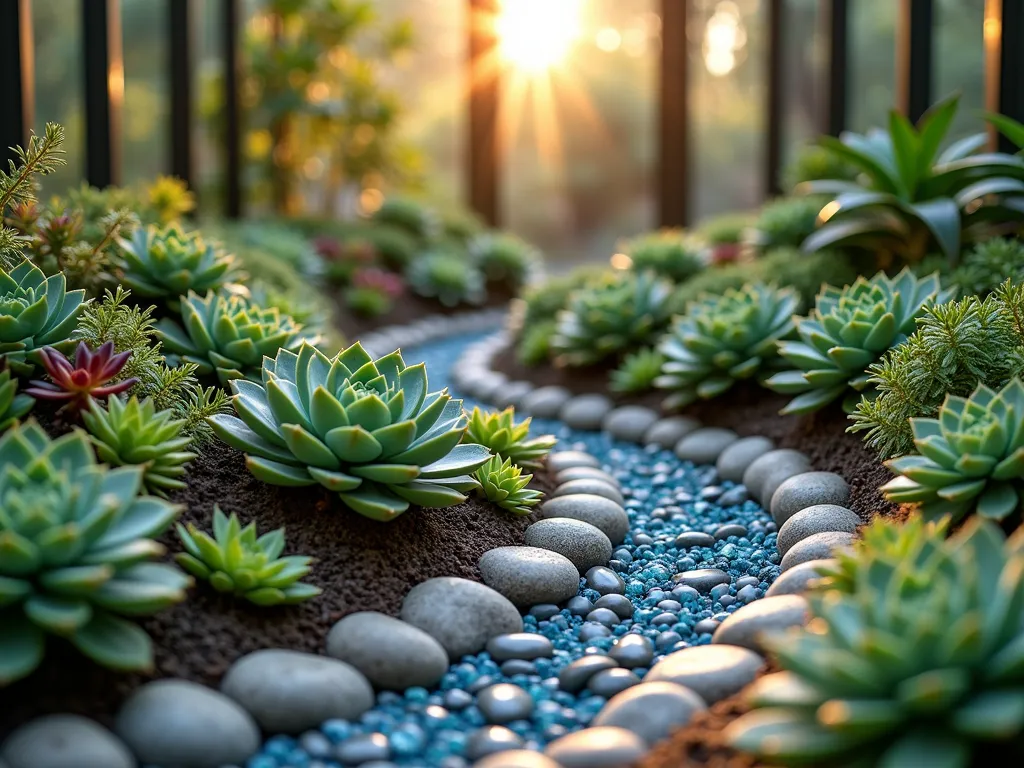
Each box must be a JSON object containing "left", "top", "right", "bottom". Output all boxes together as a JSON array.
[{"left": 247, "top": 329, "right": 781, "bottom": 767}]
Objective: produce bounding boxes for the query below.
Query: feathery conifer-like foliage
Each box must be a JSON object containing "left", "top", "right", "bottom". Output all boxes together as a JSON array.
[{"left": 0, "top": 124, "right": 66, "bottom": 269}]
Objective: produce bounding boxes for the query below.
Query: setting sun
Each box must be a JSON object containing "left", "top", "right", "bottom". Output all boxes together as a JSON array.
[{"left": 496, "top": 0, "right": 583, "bottom": 73}]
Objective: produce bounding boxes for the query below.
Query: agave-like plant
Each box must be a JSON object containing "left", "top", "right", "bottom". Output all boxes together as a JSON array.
[
  {"left": 881, "top": 378, "right": 1024, "bottom": 524},
  {"left": 610, "top": 347, "right": 665, "bottom": 394},
  {"left": 552, "top": 270, "right": 674, "bottom": 367},
  {"left": 475, "top": 455, "right": 543, "bottom": 516},
  {"left": 0, "top": 362, "right": 33, "bottom": 430},
  {"left": 463, "top": 406, "right": 556, "bottom": 470},
  {"left": 83, "top": 395, "right": 197, "bottom": 496},
  {"left": 766, "top": 268, "right": 954, "bottom": 414},
  {"left": 209, "top": 342, "right": 492, "bottom": 521},
  {"left": 0, "top": 421, "right": 189, "bottom": 682},
  {"left": 657, "top": 283, "right": 798, "bottom": 410},
  {"left": 726, "top": 516, "right": 1024, "bottom": 767},
  {"left": 469, "top": 232, "right": 540, "bottom": 290},
  {"left": 25, "top": 341, "right": 137, "bottom": 412},
  {"left": 0, "top": 260, "right": 87, "bottom": 374},
  {"left": 800, "top": 94, "right": 1024, "bottom": 265},
  {"left": 176, "top": 506, "right": 320, "bottom": 606},
  {"left": 156, "top": 291, "right": 316, "bottom": 384},
  {"left": 116, "top": 223, "right": 239, "bottom": 303}
]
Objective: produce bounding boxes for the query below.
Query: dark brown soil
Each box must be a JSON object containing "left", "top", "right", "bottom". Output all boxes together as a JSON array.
[{"left": 0, "top": 445, "right": 552, "bottom": 736}]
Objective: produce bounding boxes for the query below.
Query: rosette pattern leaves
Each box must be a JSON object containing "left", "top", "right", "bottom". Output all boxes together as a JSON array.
[
  {"left": 117, "top": 223, "right": 239, "bottom": 302},
  {"left": 209, "top": 342, "right": 492, "bottom": 521},
  {"left": 463, "top": 406, "right": 556, "bottom": 470},
  {"left": 475, "top": 455, "right": 543, "bottom": 516}
]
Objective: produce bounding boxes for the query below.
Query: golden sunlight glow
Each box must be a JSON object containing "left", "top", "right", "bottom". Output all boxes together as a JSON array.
[
  {"left": 496, "top": 0, "right": 583, "bottom": 74},
  {"left": 610, "top": 253, "right": 633, "bottom": 270}
]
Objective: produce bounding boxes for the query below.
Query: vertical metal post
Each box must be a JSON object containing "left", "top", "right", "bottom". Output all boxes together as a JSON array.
[
  {"left": 896, "top": 0, "right": 934, "bottom": 123},
  {"left": 467, "top": 0, "right": 500, "bottom": 226},
  {"left": 169, "top": 0, "right": 194, "bottom": 189},
  {"left": 765, "top": 0, "right": 783, "bottom": 197},
  {"left": 823, "top": 0, "right": 848, "bottom": 136},
  {"left": 222, "top": 0, "right": 242, "bottom": 218},
  {"left": 82, "top": 0, "right": 123, "bottom": 187},
  {"left": 986, "top": 0, "right": 1024, "bottom": 153},
  {"left": 0, "top": 0, "right": 34, "bottom": 167},
  {"left": 658, "top": 0, "right": 688, "bottom": 227}
]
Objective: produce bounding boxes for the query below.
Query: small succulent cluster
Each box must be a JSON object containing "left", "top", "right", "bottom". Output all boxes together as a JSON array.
[
  {"left": 83, "top": 396, "right": 197, "bottom": 496},
  {"left": 0, "top": 260, "right": 86, "bottom": 374},
  {"left": 619, "top": 229, "right": 704, "bottom": 283},
  {"left": 176, "top": 506, "right": 319, "bottom": 606},
  {"left": 469, "top": 233, "right": 539, "bottom": 290},
  {"left": 0, "top": 422, "right": 189, "bottom": 682},
  {"left": 405, "top": 251, "right": 486, "bottom": 307},
  {"left": 552, "top": 271, "right": 673, "bottom": 367},
  {"left": 727, "top": 516, "right": 1024, "bottom": 767},
  {"left": 657, "top": 283, "right": 798, "bottom": 410},
  {"left": 0, "top": 362, "right": 33, "bottom": 430},
  {"left": 882, "top": 378, "right": 1024, "bottom": 524},
  {"left": 748, "top": 196, "right": 825, "bottom": 251},
  {"left": 371, "top": 197, "right": 441, "bottom": 243},
  {"left": 117, "top": 224, "right": 239, "bottom": 305},
  {"left": 767, "top": 268, "right": 953, "bottom": 414},
  {"left": 26, "top": 341, "right": 137, "bottom": 412},
  {"left": 157, "top": 291, "right": 315, "bottom": 384},
  {"left": 475, "top": 455, "right": 543, "bottom": 516},
  {"left": 345, "top": 267, "right": 405, "bottom": 318},
  {"left": 463, "top": 406, "right": 556, "bottom": 470},
  {"left": 210, "top": 343, "right": 491, "bottom": 521},
  {"left": 610, "top": 347, "right": 665, "bottom": 394}
]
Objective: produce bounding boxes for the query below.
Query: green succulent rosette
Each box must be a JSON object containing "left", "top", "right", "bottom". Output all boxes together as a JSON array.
[
  {"left": 766, "top": 268, "right": 954, "bottom": 414},
  {"left": 406, "top": 251, "right": 487, "bottom": 307},
  {"left": 209, "top": 342, "right": 492, "bottom": 521},
  {"left": 0, "top": 421, "right": 189, "bottom": 683},
  {"left": 475, "top": 455, "right": 543, "bottom": 516},
  {"left": 156, "top": 290, "right": 316, "bottom": 384},
  {"left": 463, "top": 406, "right": 556, "bottom": 470},
  {"left": 656, "top": 282, "right": 799, "bottom": 410},
  {"left": 882, "top": 378, "right": 1024, "bottom": 524},
  {"left": 0, "top": 260, "right": 87, "bottom": 374},
  {"left": 552, "top": 270, "right": 673, "bottom": 367},
  {"left": 116, "top": 223, "right": 239, "bottom": 302},
  {"left": 726, "top": 516, "right": 1024, "bottom": 767}
]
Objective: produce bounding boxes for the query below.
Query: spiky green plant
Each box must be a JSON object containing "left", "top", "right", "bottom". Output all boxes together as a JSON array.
[
  {"left": 0, "top": 421, "right": 189, "bottom": 683},
  {"left": 469, "top": 232, "right": 539, "bottom": 290},
  {"left": 0, "top": 260, "right": 87, "bottom": 374},
  {"left": 749, "top": 196, "right": 826, "bottom": 251},
  {"left": 552, "top": 271, "right": 673, "bottom": 367},
  {"left": 83, "top": 396, "right": 197, "bottom": 497},
  {"left": 517, "top": 319, "right": 557, "bottom": 366},
  {"left": 371, "top": 198, "right": 440, "bottom": 242},
  {"left": 726, "top": 516, "right": 1024, "bottom": 768},
  {"left": 657, "top": 283, "right": 798, "bottom": 410},
  {"left": 520, "top": 266, "right": 605, "bottom": 329},
  {"left": 463, "top": 406, "right": 556, "bottom": 470},
  {"left": 947, "top": 238, "right": 1024, "bottom": 297},
  {"left": 209, "top": 342, "right": 492, "bottom": 521},
  {"left": 0, "top": 123, "right": 66, "bottom": 268},
  {"left": 176, "top": 506, "right": 320, "bottom": 606},
  {"left": 610, "top": 347, "right": 665, "bottom": 394},
  {"left": 780, "top": 142, "right": 858, "bottom": 194},
  {"left": 766, "top": 268, "right": 954, "bottom": 414},
  {"left": 619, "top": 229, "right": 704, "bottom": 283},
  {"left": 0, "top": 363, "right": 33, "bottom": 430},
  {"left": 116, "top": 224, "right": 239, "bottom": 304},
  {"left": 156, "top": 291, "right": 315, "bottom": 384},
  {"left": 475, "top": 455, "right": 543, "bottom": 516},
  {"left": 881, "top": 378, "right": 1024, "bottom": 524},
  {"left": 406, "top": 251, "right": 486, "bottom": 307}
]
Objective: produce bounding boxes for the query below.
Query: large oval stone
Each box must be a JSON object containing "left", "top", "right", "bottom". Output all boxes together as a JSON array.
[
  {"left": 544, "top": 727, "right": 647, "bottom": 768},
  {"left": 592, "top": 682, "right": 706, "bottom": 745},
  {"left": 524, "top": 518, "right": 613, "bottom": 572},
  {"left": 479, "top": 546, "right": 581, "bottom": 608},
  {"left": 2, "top": 715, "right": 134, "bottom": 768},
  {"left": 646, "top": 644, "right": 764, "bottom": 704},
  {"left": 540, "top": 495, "right": 630, "bottom": 545},
  {"left": 712, "top": 595, "right": 809, "bottom": 653}
]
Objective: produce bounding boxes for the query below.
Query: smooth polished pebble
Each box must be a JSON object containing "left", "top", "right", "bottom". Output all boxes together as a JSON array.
[
  {"left": 560, "top": 394, "right": 615, "bottom": 431},
  {"left": 592, "top": 682, "right": 707, "bottom": 746},
  {"left": 674, "top": 428, "right": 739, "bottom": 466},
  {"left": 712, "top": 595, "right": 810, "bottom": 653},
  {"left": 486, "top": 633, "right": 555, "bottom": 662},
  {"left": 465, "top": 726, "right": 525, "bottom": 761},
  {"left": 336, "top": 733, "right": 391, "bottom": 764},
  {"left": 555, "top": 467, "right": 621, "bottom": 488},
  {"left": 781, "top": 531, "right": 859, "bottom": 571},
  {"left": 558, "top": 655, "right": 619, "bottom": 693},
  {"left": 608, "top": 634, "right": 654, "bottom": 669},
  {"left": 715, "top": 436, "right": 775, "bottom": 483},
  {"left": 552, "top": 478, "right": 625, "bottom": 506},
  {"left": 540, "top": 495, "right": 631, "bottom": 545},
  {"left": 742, "top": 450, "right": 811, "bottom": 507},
  {"left": 544, "top": 727, "right": 647, "bottom": 768},
  {"left": 524, "top": 518, "right": 613, "bottom": 573},
  {"left": 675, "top": 532, "right": 716, "bottom": 549},
  {"left": 479, "top": 547, "right": 581, "bottom": 608},
  {"left": 477, "top": 684, "right": 535, "bottom": 724},
  {"left": 602, "top": 406, "right": 660, "bottom": 443},
  {"left": 473, "top": 750, "right": 563, "bottom": 768},
  {"left": 520, "top": 386, "right": 574, "bottom": 419},
  {"left": 1, "top": 715, "right": 134, "bottom": 768},
  {"left": 546, "top": 451, "right": 602, "bottom": 473},
  {"left": 593, "top": 594, "right": 635, "bottom": 620},
  {"left": 492, "top": 381, "right": 534, "bottom": 409},
  {"left": 587, "top": 668, "right": 641, "bottom": 698},
  {"left": 643, "top": 416, "right": 701, "bottom": 449},
  {"left": 672, "top": 568, "right": 731, "bottom": 593},
  {"left": 646, "top": 645, "right": 765, "bottom": 704},
  {"left": 765, "top": 558, "right": 836, "bottom": 597},
  {"left": 776, "top": 504, "right": 862, "bottom": 557},
  {"left": 585, "top": 566, "right": 625, "bottom": 595},
  {"left": 770, "top": 472, "right": 852, "bottom": 527}
]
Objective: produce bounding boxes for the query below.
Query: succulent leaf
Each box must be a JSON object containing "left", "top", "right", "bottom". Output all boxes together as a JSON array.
[
  {"left": 475, "top": 455, "right": 543, "bottom": 516},
  {"left": 463, "top": 406, "right": 556, "bottom": 470}
]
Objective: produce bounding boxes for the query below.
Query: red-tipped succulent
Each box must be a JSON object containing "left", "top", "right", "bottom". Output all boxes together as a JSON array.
[{"left": 26, "top": 341, "right": 138, "bottom": 411}]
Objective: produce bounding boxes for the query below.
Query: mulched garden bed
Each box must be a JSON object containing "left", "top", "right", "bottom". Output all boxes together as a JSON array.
[{"left": 0, "top": 442, "right": 554, "bottom": 737}]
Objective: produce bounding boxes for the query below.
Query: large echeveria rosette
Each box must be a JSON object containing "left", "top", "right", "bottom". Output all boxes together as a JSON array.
[
  {"left": 766, "top": 268, "right": 953, "bottom": 414},
  {"left": 156, "top": 290, "right": 316, "bottom": 384},
  {"left": 209, "top": 342, "right": 492, "bottom": 521},
  {"left": 882, "top": 378, "right": 1024, "bottom": 524}
]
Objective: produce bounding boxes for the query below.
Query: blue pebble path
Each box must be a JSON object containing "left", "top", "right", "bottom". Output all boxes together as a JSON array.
[{"left": 243, "top": 329, "right": 782, "bottom": 768}]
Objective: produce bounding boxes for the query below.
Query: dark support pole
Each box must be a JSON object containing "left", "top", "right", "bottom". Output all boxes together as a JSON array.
[
  {"left": 897, "top": 0, "right": 934, "bottom": 123},
  {"left": 765, "top": 0, "right": 783, "bottom": 198},
  {"left": 222, "top": 0, "right": 242, "bottom": 218},
  {"left": 0, "top": 0, "right": 34, "bottom": 167},
  {"left": 658, "top": 0, "right": 688, "bottom": 227},
  {"left": 82, "top": 0, "right": 123, "bottom": 187},
  {"left": 987, "top": 0, "right": 1024, "bottom": 153},
  {"left": 169, "top": 0, "right": 193, "bottom": 189},
  {"left": 823, "top": 0, "right": 848, "bottom": 136},
  {"left": 467, "top": 0, "right": 500, "bottom": 227}
]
